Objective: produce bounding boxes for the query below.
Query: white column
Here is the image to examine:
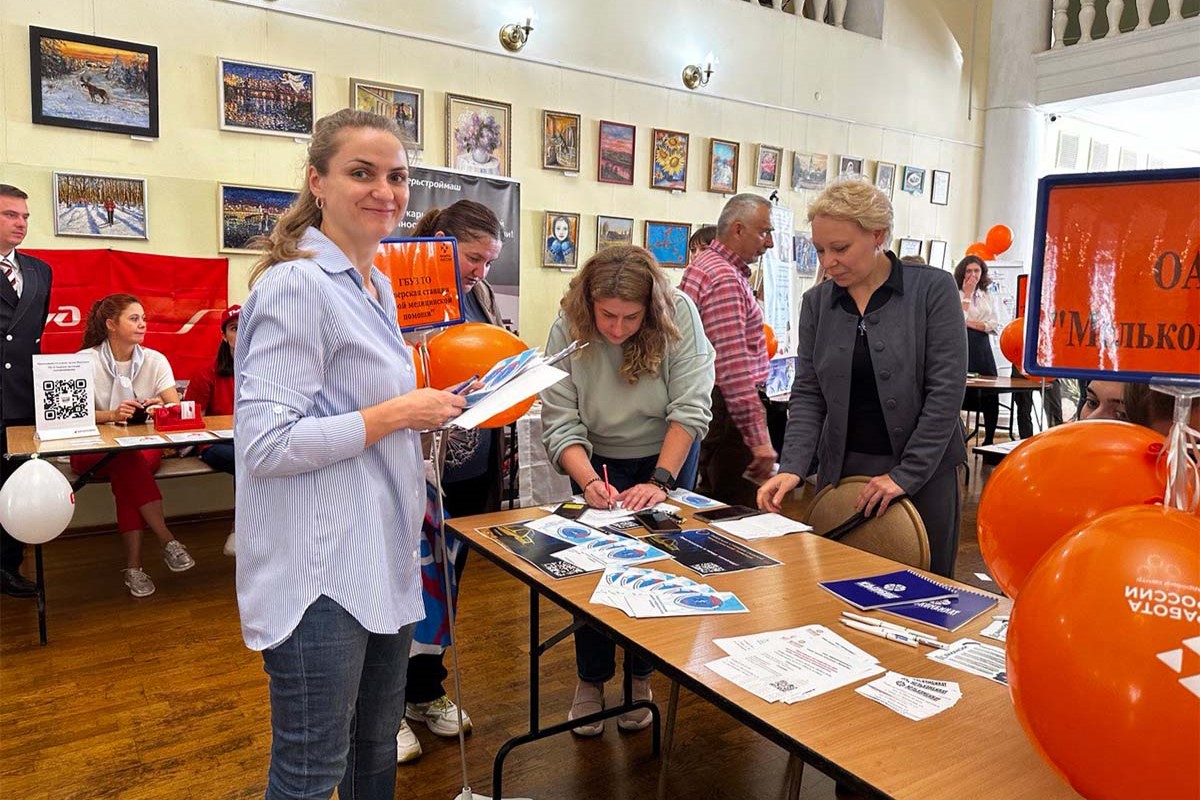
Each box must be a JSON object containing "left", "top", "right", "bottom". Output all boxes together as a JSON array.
[{"left": 977, "top": 0, "right": 1049, "bottom": 270}]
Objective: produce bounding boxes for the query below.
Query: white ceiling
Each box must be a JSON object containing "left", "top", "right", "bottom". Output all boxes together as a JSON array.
[{"left": 1050, "top": 84, "right": 1200, "bottom": 158}]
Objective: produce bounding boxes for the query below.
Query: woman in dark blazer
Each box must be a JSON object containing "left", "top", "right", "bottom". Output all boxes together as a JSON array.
[{"left": 757, "top": 180, "right": 967, "bottom": 577}]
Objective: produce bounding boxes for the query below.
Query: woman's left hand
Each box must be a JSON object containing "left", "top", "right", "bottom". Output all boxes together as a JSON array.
[
  {"left": 617, "top": 482, "right": 667, "bottom": 512},
  {"left": 856, "top": 474, "right": 905, "bottom": 517}
]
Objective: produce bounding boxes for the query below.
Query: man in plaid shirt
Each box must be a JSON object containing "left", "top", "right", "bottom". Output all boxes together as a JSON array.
[{"left": 680, "top": 193, "right": 776, "bottom": 506}]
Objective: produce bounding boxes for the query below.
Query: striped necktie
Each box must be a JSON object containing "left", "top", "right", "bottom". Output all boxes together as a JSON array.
[{"left": 1, "top": 257, "right": 16, "bottom": 294}]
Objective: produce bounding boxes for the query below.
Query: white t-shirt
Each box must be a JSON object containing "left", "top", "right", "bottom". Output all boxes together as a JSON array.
[{"left": 81, "top": 346, "right": 176, "bottom": 410}]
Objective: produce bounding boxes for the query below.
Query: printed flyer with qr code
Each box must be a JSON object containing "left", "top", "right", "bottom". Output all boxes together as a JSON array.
[{"left": 32, "top": 354, "right": 99, "bottom": 441}]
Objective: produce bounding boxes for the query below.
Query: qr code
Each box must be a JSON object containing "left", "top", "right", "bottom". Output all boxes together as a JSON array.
[
  {"left": 42, "top": 379, "right": 90, "bottom": 421},
  {"left": 691, "top": 562, "right": 723, "bottom": 575}
]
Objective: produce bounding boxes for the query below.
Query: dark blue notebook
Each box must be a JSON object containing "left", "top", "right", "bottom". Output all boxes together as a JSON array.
[
  {"left": 881, "top": 586, "right": 999, "bottom": 631},
  {"left": 819, "top": 569, "right": 957, "bottom": 610}
]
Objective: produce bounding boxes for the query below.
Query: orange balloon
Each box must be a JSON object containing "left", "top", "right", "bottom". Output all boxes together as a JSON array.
[
  {"left": 426, "top": 322, "right": 535, "bottom": 428},
  {"left": 985, "top": 224, "right": 1013, "bottom": 255},
  {"left": 1008, "top": 505, "right": 1200, "bottom": 800},
  {"left": 763, "top": 324, "right": 778, "bottom": 359},
  {"left": 409, "top": 345, "right": 427, "bottom": 389},
  {"left": 999, "top": 317, "right": 1024, "bottom": 372},
  {"left": 965, "top": 242, "right": 995, "bottom": 261},
  {"left": 977, "top": 420, "right": 1164, "bottom": 597}
]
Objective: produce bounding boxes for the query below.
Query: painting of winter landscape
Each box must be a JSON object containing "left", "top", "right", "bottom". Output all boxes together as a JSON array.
[
  {"left": 30, "top": 27, "right": 158, "bottom": 137},
  {"left": 53, "top": 172, "right": 148, "bottom": 240}
]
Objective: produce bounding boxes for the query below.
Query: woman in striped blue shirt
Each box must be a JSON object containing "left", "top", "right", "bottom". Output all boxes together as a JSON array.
[{"left": 235, "top": 108, "right": 466, "bottom": 800}]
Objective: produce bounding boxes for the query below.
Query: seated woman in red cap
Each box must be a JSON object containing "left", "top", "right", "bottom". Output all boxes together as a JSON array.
[{"left": 184, "top": 305, "right": 239, "bottom": 556}]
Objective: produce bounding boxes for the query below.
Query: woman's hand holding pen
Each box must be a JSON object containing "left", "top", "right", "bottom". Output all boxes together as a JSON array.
[{"left": 582, "top": 477, "right": 619, "bottom": 509}]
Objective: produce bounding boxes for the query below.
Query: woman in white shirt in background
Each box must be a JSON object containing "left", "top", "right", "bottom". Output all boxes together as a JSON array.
[{"left": 954, "top": 255, "right": 1002, "bottom": 445}]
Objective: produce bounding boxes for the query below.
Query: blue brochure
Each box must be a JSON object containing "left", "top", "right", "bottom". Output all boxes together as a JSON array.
[
  {"left": 881, "top": 586, "right": 999, "bottom": 631},
  {"left": 819, "top": 569, "right": 957, "bottom": 610}
]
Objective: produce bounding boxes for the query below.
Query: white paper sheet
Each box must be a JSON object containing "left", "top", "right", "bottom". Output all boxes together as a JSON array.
[
  {"left": 712, "top": 512, "right": 812, "bottom": 539},
  {"left": 164, "top": 431, "right": 217, "bottom": 443},
  {"left": 926, "top": 639, "right": 1008, "bottom": 685},
  {"left": 856, "top": 671, "right": 962, "bottom": 720},
  {"left": 114, "top": 435, "right": 168, "bottom": 446},
  {"left": 450, "top": 364, "right": 567, "bottom": 429}
]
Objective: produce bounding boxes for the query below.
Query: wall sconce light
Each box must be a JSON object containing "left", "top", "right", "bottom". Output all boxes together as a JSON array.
[
  {"left": 682, "top": 52, "right": 717, "bottom": 90},
  {"left": 499, "top": 8, "right": 536, "bottom": 52}
]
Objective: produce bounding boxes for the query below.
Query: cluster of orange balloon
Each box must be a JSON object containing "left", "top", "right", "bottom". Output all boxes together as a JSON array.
[
  {"left": 965, "top": 224, "right": 1014, "bottom": 262},
  {"left": 415, "top": 322, "right": 536, "bottom": 428}
]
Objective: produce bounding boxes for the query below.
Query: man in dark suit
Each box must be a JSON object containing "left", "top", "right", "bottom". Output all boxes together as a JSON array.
[{"left": 1, "top": 184, "right": 53, "bottom": 598}]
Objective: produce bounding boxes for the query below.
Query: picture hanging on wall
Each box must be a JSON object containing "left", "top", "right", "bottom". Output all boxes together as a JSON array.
[
  {"left": 30, "top": 26, "right": 159, "bottom": 138},
  {"left": 219, "top": 184, "right": 300, "bottom": 253},
  {"left": 901, "top": 165, "right": 926, "bottom": 195},
  {"left": 930, "top": 169, "right": 951, "bottom": 206},
  {"left": 597, "top": 120, "right": 635, "bottom": 185},
  {"left": 542, "top": 110, "right": 581, "bottom": 172},
  {"left": 53, "top": 171, "right": 148, "bottom": 240},
  {"left": 219, "top": 58, "right": 314, "bottom": 138},
  {"left": 791, "top": 152, "right": 828, "bottom": 191},
  {"left": 543, "top": 211, "right": 580, "bottom": 268},
  {"left": 874, "top": 161, "right": 896, "bottom": 198},
  {"left": 650, "top": 128, "right": 690, "bottom": 191},
  {"left": 754, "top": 144, "right": 783, "bottom": 189},
  {"left": 645, "top": 220, "right": 691, "bottom": 268},
  {"left": 793, "top": 231, "right": 820, "bottom": 277},
  {"left": 898, "top": 238, "right": 924, "bottom": 259},
  {"left": 838, "top": 156, "right": 865, "bottom": 180},
  {"left": 927, "top": 239, "right": 948, "bottom": 270},
  {"left": 350, "top": 78, "right": 423, "bottom": 149},
  {"left": 446, "top": 93, "right": 512, "bottom": 177},
  {"left": 708, "top": 138, "right": 739, "bottom": 194},
  {"left": 596, "top": 215, "right": 634, "bottom": 250}
]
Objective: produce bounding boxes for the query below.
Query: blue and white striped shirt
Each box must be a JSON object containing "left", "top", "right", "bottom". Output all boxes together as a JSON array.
[{"left": 234, "top": 227, "right": 425, "bottom": 651}]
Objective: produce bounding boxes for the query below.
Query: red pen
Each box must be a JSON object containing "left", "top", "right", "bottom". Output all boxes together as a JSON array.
[{"left": 602, "top": 464, "right": 612, "bottom": 510}]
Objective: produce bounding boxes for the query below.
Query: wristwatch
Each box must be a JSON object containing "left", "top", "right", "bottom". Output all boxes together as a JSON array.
[{"left": 649, "top": 467, "right": 676, "bottom": 491}]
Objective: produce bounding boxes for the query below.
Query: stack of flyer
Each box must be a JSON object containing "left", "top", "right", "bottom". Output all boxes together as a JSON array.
[
  {"left": 705, "top": 624, "right": 884, "bottom": 703},
  {"left": 855, "top": 672, "right": 962, "bottom": 720},
  {"left": 450, "top": 340, "right": 583, "bottom": 430},
  {"left": 589, "top": 566, "right": 748, "bottom": 618},
  {"left": 479, "top": 515, "right": 671, "bottom": 580}
]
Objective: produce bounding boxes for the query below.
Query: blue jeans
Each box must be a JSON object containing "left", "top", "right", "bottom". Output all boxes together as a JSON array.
[
  {"left": 199, "top": 442, "right": 235, "bottom": 475},
  {"left": 262, "top": 595, "right": 415, "bottom": 800},
  {"left": 571, "top": 442, "right": 700, "bottom": 683}
]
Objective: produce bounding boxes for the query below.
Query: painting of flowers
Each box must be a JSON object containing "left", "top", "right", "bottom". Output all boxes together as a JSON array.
[
  {"left": 446, "top": 93, "right": 511, "bottom": 176},
  {"left": 755, "top": 144, "right": 782, "bottom": 189},
  {"left": 650, "top": 128, "right": 689, "bottom": 191}
]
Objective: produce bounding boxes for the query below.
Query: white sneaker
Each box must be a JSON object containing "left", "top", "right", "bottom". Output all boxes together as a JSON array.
[
  {"left": 162, "top": 540, "right": 195, "bottom": 572},
  {"left": 223, "top": 530, "right": 236, "bottom": 557},
  {"left": 123, "top": 568, "right": 156, "bottom": 598},
  {"left": 406, "top": 695, "right": 473, "bottom": 737},
  {"left": 395, "top": 719, "right": 422, "bottom": 763}
]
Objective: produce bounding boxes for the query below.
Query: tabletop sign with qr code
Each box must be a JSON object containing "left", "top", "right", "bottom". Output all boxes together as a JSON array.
[
  {"left": 1025, "top": 167, "right": 1200, "bottom": 386},
  {"left": 31, "top": 354, "right": 99, "bottom": 441},
  {"left": 372, "top": 237, "right": 464, "bottom": 333}
]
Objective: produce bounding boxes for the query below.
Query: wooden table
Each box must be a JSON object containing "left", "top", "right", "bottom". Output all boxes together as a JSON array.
[
  {"left": 3, "top": 416, "right": 234, "bottom": 644},
  {"left": 449, "top": 506, "right": 1080, "bottom": 800}
]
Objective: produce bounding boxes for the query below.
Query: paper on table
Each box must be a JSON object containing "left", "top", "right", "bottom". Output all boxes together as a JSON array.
[
  {"left": 35, "top": 436, "right": 106, "bottom": 451},
  {"left": 164, "top": 431, "right": 217, "bottom": 443},
  {"left": 980, "top": 618, "right": 1008, "bottom": 642},
  {"left": 210, "top": 428, "right": 235, "bottom": 438},
  {"left": 450, "top": 364, "right": 567, "bottom": 430},
  {"left": 666, "top": 489, "right": 724, "bottom": 509},
  {"left": 926, "top": 639, "right": 1008, "bottom": 685},
  {"left": 114, "top": 435, "right": 167, "bottom": 446},
  {"left": 712, "top": 512, "right": 812, "bottom": 539},
  {"left": 577, "top": 501, "right": 679, "bottom": 528},
  {"left": 856, "top": 671, "right": 962, "bottom": 721}
]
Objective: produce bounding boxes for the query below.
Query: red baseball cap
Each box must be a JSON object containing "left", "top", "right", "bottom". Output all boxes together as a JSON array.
[{"left": 220, "top": 305, "right": 241, "bottom": 330}]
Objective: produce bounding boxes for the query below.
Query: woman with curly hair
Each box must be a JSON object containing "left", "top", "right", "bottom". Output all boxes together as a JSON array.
[{"left": 540, "top": 244, "right": 715, "bottom": 737}]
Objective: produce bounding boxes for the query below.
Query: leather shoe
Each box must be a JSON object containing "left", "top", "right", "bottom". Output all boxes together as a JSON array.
[{"left": 1, "top": 569, "right": 37, "bottom": 598}]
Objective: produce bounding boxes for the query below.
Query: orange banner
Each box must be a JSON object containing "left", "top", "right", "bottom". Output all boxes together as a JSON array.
[
  {"left": 1028, "top": 170, "right": 1200, "bottom": 384},
  {"left": 373, "top": 238, "right": 463, "bottom": 332}
]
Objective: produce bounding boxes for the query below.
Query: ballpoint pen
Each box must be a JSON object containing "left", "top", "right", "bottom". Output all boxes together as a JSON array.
[
  {"left": 840, "top": 618, "right": 919, "bottom": 647},
  {"left": 841, "top": 611, "right": 948, "bottom": 649},
  {"left": 602, "top": 463, "right": 613, "bottom": 510}
]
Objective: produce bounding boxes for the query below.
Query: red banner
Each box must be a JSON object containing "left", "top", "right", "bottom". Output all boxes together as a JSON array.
[{"left": 23, "top": 249, "right": 228, "bottom": 385}]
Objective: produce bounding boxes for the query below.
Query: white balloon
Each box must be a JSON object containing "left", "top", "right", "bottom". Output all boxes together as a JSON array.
[{"left": 0, "top": 457, "right": 76, "bottom": 544}]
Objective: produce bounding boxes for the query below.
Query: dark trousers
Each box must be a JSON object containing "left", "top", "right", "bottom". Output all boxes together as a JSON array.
[
  {"left": 1012, "top": 380, "right": 1064, "bottom": 439},
  {"left": 964, "top": 329, "right": 999, "bottom": 445},
  {"left": 697, "top": 387, "right": 765, "bottom": 508},
  {"left": 0, "top": 420, "right": 31, "bottom": 573}
]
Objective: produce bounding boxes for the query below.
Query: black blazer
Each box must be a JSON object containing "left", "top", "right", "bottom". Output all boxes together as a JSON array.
[
  {"left": 778, "top": 256, "right": 967, "bottom": 495},
  {"left": 1, "top": 251, "right": 53, "bottom": 422}
]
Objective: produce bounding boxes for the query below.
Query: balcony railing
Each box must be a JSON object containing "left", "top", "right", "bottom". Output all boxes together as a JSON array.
[
  {"left": 1052, "top": 0, "right": 1199, "bottom": 48},
  {"left": 744, "top": 0, "right": 883, "bottom": 39}
]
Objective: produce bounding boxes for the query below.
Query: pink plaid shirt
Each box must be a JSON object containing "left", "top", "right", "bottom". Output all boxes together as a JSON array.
[{"left": 679, "top": 241, "right": 770, "bottom": 449}]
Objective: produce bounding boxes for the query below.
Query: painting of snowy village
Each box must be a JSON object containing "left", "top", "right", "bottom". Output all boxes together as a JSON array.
[
  {"left": 30, "top": 27, "right": 158, "bottom": 137},
  {"left": 220, "top": 59, "right": 315, "bottom": 138},
  {"left": 219, "top": 184, "right": 299, "bottom": 253},
  {"left": 53, "top": 172, "right": 148, "bottom": 240}
]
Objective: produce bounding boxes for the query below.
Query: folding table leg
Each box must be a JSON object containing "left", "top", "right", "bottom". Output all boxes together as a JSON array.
[{"left": 655, "top": 680, "right": 681, "bottom": 800}]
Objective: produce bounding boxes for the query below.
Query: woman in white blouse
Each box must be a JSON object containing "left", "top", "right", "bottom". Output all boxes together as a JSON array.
[{"left": 955, "top": 255, "right": 1002, "bottom": 444}]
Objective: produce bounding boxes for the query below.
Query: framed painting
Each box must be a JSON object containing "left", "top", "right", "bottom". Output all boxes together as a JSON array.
[
  {"left": 755, "top": 144, "right": 783, "bottom": 189},
  {"left": 791, "top": 151, "right": 828, "bottom": 191},
  {"left": 219, "top": 184, "right": 300, "bottom": 253},
  {"left": 446, "top": 93, "right": 512, "bottom": 176},
  {"left": 708, "top": 138, "right": 739, "bottom": 194},
  {"left": 52, "top": 171, "right": 148, "bottom": 240},
  {"left": 901, "top": 165, "right": 926, "bottom": 195},
  {"left": 543, "top": 211, "right": 580, "bottom": 268},
  {"left": 350, "top": 78, "right": 424, "bottom": 149},
  {"left": 874, "top": 161, "right": 897, "bottom": 198},
  {"left": 838, "top": 156, "right": 865, "bottom": 180},
  {"left": 930, "top": 169, "right": 951, "bottom": 206},
  {"left": 30, "top": 27, "right": 159, "bottom": 138},
  {"left": 898, "top": 237, "right": 924, "bottom": 259},
  {"left": 598, "top": 120, "right": 635, "bottom": 185},
  {"left": 793, "top": 230, "right": 820, "bottom": 277},
  {"left": 644, "top": 220, "right": 691, "bottom": 268},
  {"left": 650, "top": 128, "right": 689, "bottom": 191},
  {"left": 543, "top": 110, "right": 581, "bottom": 172},
  {"left": 928, "top": 239, "right": 949, "bottom": 270},
  {"left": 596, "top": 215, "right": 634, "bottom": 250},
  {"left": 219, "top": 58, "right": 314, "bottom": 138}
]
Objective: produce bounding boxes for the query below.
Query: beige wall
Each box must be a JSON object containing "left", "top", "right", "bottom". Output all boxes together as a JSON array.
[{"left": 1, "top": 0, "right": 990, "bottom": 525}]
